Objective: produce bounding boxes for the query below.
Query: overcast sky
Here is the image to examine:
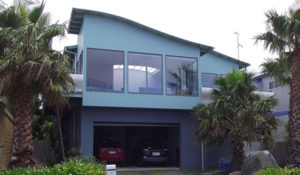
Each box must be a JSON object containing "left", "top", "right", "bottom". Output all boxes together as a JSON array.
[{"left": 7, "top": 0, "right": 300, "bottom": 72}]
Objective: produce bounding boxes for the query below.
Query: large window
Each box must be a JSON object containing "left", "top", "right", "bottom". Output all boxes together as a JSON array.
[
  {"left": 201, "top": 73, "right": 218, "bottom": 88},
  {"left": 166, "top": 56, "right": 198, "bottom": 96},
  {"left": 86, "top": 48, "right": 124, "bottom": 92},
  {"left": 128, "top": 52, "right": 162, "bottom": 94}
]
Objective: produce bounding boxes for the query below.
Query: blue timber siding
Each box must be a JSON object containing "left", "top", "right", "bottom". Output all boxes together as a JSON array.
[
  {"left": 199, "top": 52, "right": 239, "bottom": 74},
  {"left": 81, "top": 107, "right": 203, "bottom": 169},
  {"left": 75, "top": 27, "right": 84, "bottom": 63},
  {"left": 80, "top": 14, "right": 240, "bottom": 109}
]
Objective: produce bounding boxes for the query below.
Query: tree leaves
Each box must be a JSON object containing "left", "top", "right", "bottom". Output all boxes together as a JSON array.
[
  {"left": 0, "top": 2, "right": 74, "bottom": 107},
  {"left": 192, "top": 69, "right": 278, "bottom": 166}
]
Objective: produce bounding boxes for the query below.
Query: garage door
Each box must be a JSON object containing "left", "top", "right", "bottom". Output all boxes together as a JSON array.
[{"left": 93, "top": 122, "right": 180, "bottom": 167}]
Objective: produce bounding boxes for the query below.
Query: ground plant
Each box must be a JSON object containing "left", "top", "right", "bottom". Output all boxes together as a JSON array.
[
  {"left": 0, "top": 159, "right": 105, "bottom": 175},
  {"left": 255, "top": 167, "right": 300, "bottom": 175}
]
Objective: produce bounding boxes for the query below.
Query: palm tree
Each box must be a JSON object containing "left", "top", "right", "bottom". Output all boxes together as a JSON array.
[
  {"left": 255, "top": 8, "right": 300, "bottom": 165},
  {"left": 0, "top": 2, "right": 74, "bottom": 168},
  {"left": 192, "top": 69, "right": 278, "bottom": 171}
]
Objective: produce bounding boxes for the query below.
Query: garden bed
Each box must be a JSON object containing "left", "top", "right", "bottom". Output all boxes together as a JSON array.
[{"left": 0, "top": 159, "right": 105, "bottom": 175}]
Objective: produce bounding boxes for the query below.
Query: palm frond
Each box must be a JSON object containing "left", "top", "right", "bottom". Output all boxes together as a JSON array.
[
  {"left": 28, "top": 0, "right": 44, "bottom": 24},
  {"left": 265, "top": 9, "right": 290, "bottom": 37},
  {"left": 261, "top": 54, "right": 292, "bottom": 85},
  {"left": 255, "top": 32, "right": 288, "bottom": 53}
]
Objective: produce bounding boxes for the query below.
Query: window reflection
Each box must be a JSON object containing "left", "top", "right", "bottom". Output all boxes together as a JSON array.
[
  {"left": 86, "top": 49, "right": 124, "bottom": 92},
  {"left": 128, "top": 53, "right": 162, "bottom": 94},
  {"left": 166, "top": 56, "right": 198, "bottom": 96}
]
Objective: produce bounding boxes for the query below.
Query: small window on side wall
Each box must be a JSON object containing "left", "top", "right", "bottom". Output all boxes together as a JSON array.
[
  {"left": 166, "top": 56, "right": 198, "bottom": 96},
  {"left": 201, "top": 73, "right": 218, "bottom": 88},
  {"left": 86, "top": 48, "right": 124, "bottom": 92},
  {"left": 269, "top": 81, "right": 280, "bottom": 89}
]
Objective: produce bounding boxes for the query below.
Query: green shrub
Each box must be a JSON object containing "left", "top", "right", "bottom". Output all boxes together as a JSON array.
[
  {"left": 0, "top": 159, "right": 105, "bottom": 175},
  {"left": 255, "top": 167, "right": 300, "bottom": 175}
]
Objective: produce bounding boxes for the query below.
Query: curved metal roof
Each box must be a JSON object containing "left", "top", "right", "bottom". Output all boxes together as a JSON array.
[
  {"left": 68, "top": 8, "right": 213, "bottom": 52},
  {"left": 68, "top": 8, "right": 249, "bottom": 67}
]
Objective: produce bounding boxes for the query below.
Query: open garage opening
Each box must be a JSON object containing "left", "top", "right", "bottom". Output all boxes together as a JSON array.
[{"left": 93, "top": 122, "right": 180, "bottom": 167}]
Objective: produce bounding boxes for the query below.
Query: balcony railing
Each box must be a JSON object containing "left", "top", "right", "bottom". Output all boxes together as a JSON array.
[{"left": 69, "top": 73, "right": 83, "bottom": 94}]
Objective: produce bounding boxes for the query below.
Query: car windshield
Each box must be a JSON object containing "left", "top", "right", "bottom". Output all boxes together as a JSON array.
[
  {"left": 143, "top": 140, "right": 163, "bottom": 149},
  {"left": 101, "top": 138, "right": 122, "bottom": 148}
]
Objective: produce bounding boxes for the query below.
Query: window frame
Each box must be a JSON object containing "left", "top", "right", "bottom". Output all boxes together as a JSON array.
[
  {"left": 165, "top": 55, "right": 199, "bottom": 97},
  {"left": 86, "top": 48, "right": 125, "bottom": 93},
  {"left": 127, "top": 51, "right": 163, "bottom": 95}
]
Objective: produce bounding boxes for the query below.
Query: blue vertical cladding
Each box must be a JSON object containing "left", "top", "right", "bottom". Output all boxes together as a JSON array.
[
  {"left": 81, "top": 107, "right": 202, "bottom": 169},
  {"left": 199, "top": 53, "right": 239, "bottom": 75},
  {"left": 76, "top": 27, "right": 84, "bottom": 62}
]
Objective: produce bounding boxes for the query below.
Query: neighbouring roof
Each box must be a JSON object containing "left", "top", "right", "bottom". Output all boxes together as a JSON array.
[
  {"left": 68, "top": 8, "right": 249, "bottom": 68},
  {"left": 252, "top": 73, "right": 269, "bottom": 81}
]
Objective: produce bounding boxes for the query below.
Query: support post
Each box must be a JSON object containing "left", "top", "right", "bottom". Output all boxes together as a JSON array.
[{"left": 56, "top": 108, "right": 66, "bottom": 161}]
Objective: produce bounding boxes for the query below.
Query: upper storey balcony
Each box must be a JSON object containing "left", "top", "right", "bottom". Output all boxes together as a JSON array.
[{"left": 69, "top": 73, "right": 83, "bottom": 97}]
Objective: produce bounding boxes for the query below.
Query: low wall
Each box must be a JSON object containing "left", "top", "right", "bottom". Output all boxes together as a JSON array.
[{"left": 33, "top": 140, "right": 56, "bottom": 163}]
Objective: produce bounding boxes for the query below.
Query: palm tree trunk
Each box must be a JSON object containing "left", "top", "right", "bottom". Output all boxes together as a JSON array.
[
  {"left": 10, "top": 85, "right": 35, "bottom": 168},
  {"left": 288, "top": 50, "right": 300, "bottom": 166},
  {"left": 287, "top": 82, "right": 295, "bottom": 165},
  {"left": 231, "top": 136, "right": 244, "bottom": 171}
]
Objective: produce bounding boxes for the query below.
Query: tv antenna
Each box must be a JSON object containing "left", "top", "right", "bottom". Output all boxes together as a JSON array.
[{"left": 234, "top": 32, "right": 243, "bottom": 60}]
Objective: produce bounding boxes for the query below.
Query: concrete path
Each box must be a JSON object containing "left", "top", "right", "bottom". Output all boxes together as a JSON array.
[
  {"left": 116, "top": 167, "right": 222, "bottom": 175},
  {"left": 117, "top": 167, "right": 180, "bottom": 172}
]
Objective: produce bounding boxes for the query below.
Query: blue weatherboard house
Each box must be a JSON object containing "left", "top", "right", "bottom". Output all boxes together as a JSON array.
[{"left": 63, "top": 8, "right": 249, "bottom": 170}]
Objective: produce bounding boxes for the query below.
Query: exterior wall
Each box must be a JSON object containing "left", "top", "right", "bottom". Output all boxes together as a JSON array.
[
  {"left": 272, "top": 114, "right": 289, "bottom": 142},
  {"left": 255, "top": 76, "right": 289, "bottom": 111},
  {"left": 206, "top": 139, "right": 232, "bottom": 168},
  {"left": 272, "top": 86, "right": 289, "bottom": 111},
  {"left": 76, "top": 27, "right": 84, "bottom": 62},
  {"left": 253, "top": 76, "right": 290, "bottom": 142},
  {"left": 199, "top": 53, "right": 239, "bottom": 75},
  {"left": 78, "top": 14, "right": 240, "bottom": 109},
  {"left": 81, "top": 107, "right": 203, "bottom": 169},
  {"left": 0, "top": 103, "right": 13, "bottom": 170}
]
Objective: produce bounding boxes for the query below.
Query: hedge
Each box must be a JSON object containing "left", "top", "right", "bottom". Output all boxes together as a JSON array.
[
  {"left": 255, "top": 167, "right": 300, "bottom": 175},
  {"left": 0, "top": 159, "right": 105, "bottom": 175}
]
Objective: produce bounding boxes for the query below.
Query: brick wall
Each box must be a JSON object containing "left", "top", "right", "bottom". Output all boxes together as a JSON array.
[{"left": 0, "top": 102, "right": 14, "bottom": 170}]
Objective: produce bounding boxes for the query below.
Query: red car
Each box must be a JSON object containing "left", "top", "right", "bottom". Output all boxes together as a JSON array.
[{"left": 98, "top": 138, "right": 125, "bottom": 162}]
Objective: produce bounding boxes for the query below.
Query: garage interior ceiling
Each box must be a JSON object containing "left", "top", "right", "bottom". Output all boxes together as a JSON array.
[{"left": 93, "top": 122, "right": 179, "bottom": 127}]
